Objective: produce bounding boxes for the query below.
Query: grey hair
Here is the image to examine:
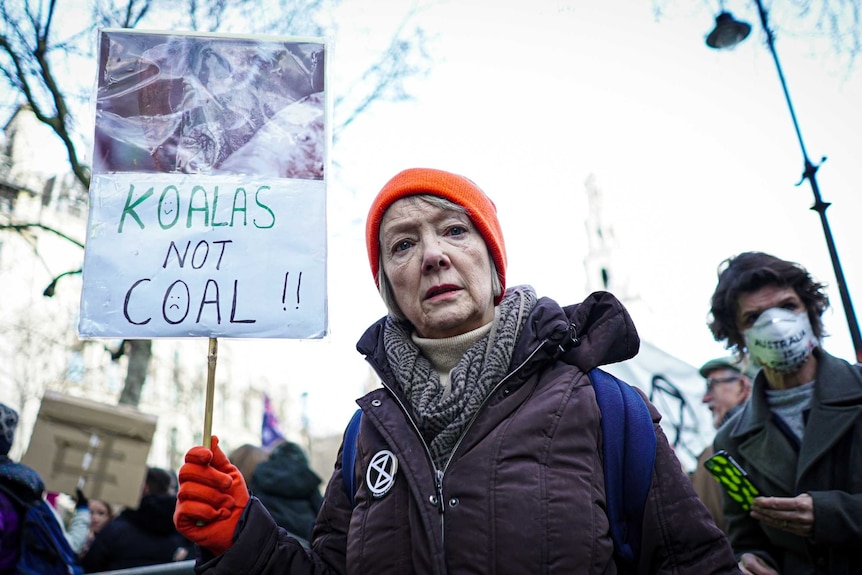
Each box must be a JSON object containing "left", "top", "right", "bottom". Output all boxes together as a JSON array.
[{"left": 376, "top": 194, "right": 502, "bottom": 319}]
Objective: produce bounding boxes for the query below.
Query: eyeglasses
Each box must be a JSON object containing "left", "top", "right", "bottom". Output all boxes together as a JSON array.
[{"left": 705, "top": 375, "right": 741, "bottom": 394}]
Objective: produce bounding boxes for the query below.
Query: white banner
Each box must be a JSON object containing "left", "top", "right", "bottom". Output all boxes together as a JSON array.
[
  {"left": 79, "top": 29, "right": 328, "bottom": 339},
  {"left": 79, "top": 173, "right": 326, "bottom": 338}
]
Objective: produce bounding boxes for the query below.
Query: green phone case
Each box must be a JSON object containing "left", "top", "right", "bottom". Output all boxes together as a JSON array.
[{"left": 704, "top": 450, "right": 762, "bottom": 511}]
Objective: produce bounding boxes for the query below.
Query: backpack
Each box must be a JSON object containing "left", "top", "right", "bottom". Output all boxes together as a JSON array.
[
  {"left": 341, "top": 367, "right": 657, "bottom": 571},
  {"left": 0, "top": 483, "right": 84, "bottom": 575}
]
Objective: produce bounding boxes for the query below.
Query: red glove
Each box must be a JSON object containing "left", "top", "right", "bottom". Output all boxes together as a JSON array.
[{"left": 174, "top": 436, "right": 250, "bottom": 556}]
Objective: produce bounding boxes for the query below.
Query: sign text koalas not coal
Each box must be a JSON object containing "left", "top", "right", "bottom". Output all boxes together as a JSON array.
[{"left": 115, "top": 183, "right": 302, "bottom": 326}]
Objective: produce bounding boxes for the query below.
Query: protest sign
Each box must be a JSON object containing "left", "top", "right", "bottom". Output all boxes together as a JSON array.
[
  {"left": 79, "top": 29, "right": 328, "bottom": 339},
  {"left": 22, "top": 391, "right": 157, "bottom": 509}
]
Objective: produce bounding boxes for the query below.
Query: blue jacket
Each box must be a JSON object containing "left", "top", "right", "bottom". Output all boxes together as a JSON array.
[
  {"left": 0, "top": 457, "right": 44, "bottom": 574},
  {"left": 0, "top": 490, "right": 21, "bottom": 574}
]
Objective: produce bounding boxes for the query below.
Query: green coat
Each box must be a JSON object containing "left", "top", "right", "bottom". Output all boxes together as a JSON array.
[{"left": 714, "top": 349, "right": 862, "bottom": 575}]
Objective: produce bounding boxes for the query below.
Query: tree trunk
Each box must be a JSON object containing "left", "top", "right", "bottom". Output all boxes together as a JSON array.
[{"left": 118, "top": 340, "right": 153, "bottom": 406}]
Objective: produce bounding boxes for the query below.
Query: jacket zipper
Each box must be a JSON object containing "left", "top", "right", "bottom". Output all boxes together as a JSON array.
[
  {"left": 369, "top": 375, "right": 448, "bottom": 544},
  {"left": 440, "top": 341, "right": 547, "bottom": 475},
  {"left": 369, "top": 338, "right": 550, "bottom": 559}
]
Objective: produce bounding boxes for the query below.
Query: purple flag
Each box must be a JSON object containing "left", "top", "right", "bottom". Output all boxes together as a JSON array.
[{"left": 262, "top": 394, "right": 286, "bottom": 448}]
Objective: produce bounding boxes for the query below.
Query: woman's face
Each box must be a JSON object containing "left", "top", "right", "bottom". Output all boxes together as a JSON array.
[
  {"left": 89, "top": 499, "right": 111, "bottom": 533},
  {"left": 380, "top": 197, "right": 495, "bottom": 338}
]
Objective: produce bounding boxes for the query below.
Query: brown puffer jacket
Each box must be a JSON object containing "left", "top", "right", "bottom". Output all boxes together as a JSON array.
[{"left": 196, "top": 291, "right": 739, "bottom": 574}]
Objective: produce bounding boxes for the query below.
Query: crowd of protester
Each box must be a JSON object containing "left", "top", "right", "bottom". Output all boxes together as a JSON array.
[{"left": 0, "top": 402, "right": 322, "bottom": 575}]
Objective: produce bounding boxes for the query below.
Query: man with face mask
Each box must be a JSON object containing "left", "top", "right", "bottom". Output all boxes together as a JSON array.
[{"left": 707, "top": 251, "right": 862, "bottom": 575}]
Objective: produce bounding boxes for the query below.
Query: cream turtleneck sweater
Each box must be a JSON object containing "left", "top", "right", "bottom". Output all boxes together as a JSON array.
[{"left": 411, "top": 320, "right": 494, "bottom": 396}]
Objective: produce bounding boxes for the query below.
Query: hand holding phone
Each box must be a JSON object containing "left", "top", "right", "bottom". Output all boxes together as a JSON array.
[{"left": 703, "top": 450, "right": 763, "bottom": 511}]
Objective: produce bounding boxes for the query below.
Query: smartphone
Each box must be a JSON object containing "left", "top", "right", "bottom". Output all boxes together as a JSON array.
[{"left": 703, "top": 449, "right": 763, "bottom": 511}]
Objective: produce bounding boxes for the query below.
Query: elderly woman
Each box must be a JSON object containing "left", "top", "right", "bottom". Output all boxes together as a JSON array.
[{"left": 174, "top": 168, "right": 737, "bottom": 574}]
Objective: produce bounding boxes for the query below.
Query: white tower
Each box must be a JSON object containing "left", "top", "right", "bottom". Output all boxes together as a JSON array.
[
  {"left": 581, "top": 173, "right": 711, "bottom": 471},
  {"left": 582, "top": 173, "right": 628, "bottom": 298}
]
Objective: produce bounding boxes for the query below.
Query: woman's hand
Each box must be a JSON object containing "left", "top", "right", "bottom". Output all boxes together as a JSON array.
[{"left": 174, "top": 436, "right": 250, "bottom": 556}]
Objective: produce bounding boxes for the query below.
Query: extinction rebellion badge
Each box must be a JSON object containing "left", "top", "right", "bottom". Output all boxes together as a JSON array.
[{"left": 366, "top": 449, "right": 398, "bottom": 498}]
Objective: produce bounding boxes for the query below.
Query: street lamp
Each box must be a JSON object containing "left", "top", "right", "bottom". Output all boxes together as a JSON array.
[{"left": 706, "top": 2, "right": 862, "bottom": 363}]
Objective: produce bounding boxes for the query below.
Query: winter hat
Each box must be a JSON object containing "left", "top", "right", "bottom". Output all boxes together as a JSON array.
[
  {"left": 366, "top": 168, "right": 507, "bottom": 304},
  {"left": 698, "top": 356, "right": 760, "bottom": 381},
  {"left": 0, "top": 403, "right": 19, "bottom": 456}
]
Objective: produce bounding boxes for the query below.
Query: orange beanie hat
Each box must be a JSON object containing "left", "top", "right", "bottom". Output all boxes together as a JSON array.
[{"left": 366, "top": 168, "right": 507, "bottom": 305}]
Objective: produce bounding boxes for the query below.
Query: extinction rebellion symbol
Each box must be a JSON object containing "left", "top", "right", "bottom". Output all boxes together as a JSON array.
[{"left": 366, "top": 449, "right": 399, "bottom": 498}]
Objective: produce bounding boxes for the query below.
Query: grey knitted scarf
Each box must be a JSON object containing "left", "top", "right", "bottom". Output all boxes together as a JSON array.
[{"left": 383, "top": 286, "right": 538, "bottom": 470}]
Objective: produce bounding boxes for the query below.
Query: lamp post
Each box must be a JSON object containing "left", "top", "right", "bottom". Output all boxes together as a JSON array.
[{"left": 706, "top": 1, "right": 862, "bottom": 363}]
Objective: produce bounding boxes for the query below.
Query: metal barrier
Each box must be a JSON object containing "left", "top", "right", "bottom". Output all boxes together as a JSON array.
[{"left": 90, "top": 560, "right": 196, "bottom": 575}]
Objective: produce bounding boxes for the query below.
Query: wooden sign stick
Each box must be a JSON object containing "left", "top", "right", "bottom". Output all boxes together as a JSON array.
[{"left": 202, "top": 337, "right": 218, "bottom": 449}]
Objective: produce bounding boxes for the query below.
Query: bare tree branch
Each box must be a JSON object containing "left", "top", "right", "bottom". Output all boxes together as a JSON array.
[
  {"left": 334, "top": 9, "right": 433, "bottom": 135},
  {"left": 0, "top": 223, "right": 85, "bottom": 249}
]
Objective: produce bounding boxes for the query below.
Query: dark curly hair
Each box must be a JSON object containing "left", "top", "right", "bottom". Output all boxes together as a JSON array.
[{"left": 707, "top": 252, "right": 829, "bottom": 354}]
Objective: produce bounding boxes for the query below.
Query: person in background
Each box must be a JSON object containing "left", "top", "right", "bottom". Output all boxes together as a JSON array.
[
  {"left": 78, "top": 496, "right": 113, "bottom": 559},
  {"left": 90, "top": 499, "right": 114, "bottom": 533},
  {"left": 0, "top": 402, "right": 81, "bottom": 574},
  {"left": 0, "top": 403, "right": 31, "bottom": 574},
  {"left": 87, "top": 497, "right": 113, "bottom": 536},
  {"left": 226, "top": 443, "right": 269, "bottom": 486},
  {"left": 45, "top": 488, "right": 91, "bottom": 555},
  {"left": 707, "top": 251, "right": 862, "bottom": 575},
  {"left": 689, "top": 355, "right": 756, "bottom": 533},
  {"left": 172, "top": 167, "right": 737, "bottom": 574},
  {"left": 249, "top": 440, "right": 323, "bottom": 543},
  {"left": 80, "top": 466, "right": 193, "bottom": 572},
  {"left": 226, "top": 441, "right": 322, "bottom": 543}
]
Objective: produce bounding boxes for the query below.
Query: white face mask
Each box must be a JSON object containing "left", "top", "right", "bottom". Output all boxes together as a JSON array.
[{"left": 743, "top": 307, "right": 817, "bottom": 372}]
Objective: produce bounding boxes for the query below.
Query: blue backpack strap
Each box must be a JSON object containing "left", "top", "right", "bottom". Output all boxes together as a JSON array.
[
  {"left": 589, "top": 367, "right": 657, "bottom": 568},
  {"left": 341, "top": 408, "right": 363, "bottom": 507}
]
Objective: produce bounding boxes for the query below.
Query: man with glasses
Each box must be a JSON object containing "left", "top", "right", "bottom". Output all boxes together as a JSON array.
[
  {"left": 690, "top": 356, "right": 756, "bottom": 533},
  {"left": 701, "top": 357, "right": 757, "bottom": 430}
]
